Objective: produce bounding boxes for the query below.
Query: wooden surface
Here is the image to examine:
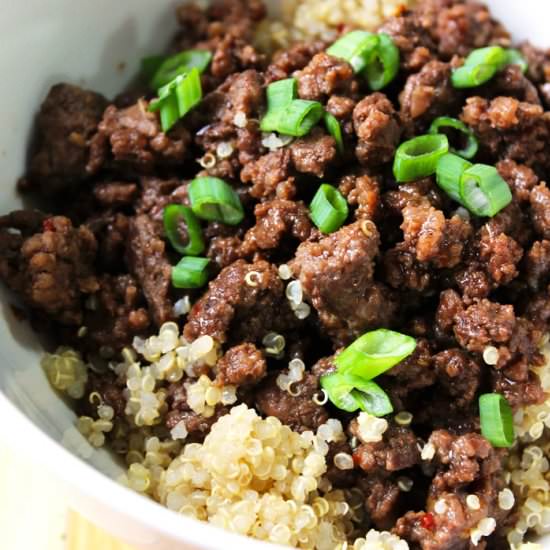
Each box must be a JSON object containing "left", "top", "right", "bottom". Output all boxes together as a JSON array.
[{"left": 0, "top": 443, "right": 136, "bottom": 550}]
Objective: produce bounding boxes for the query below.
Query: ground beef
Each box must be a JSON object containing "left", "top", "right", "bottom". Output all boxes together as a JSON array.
[
  {"left": 241, "top": 199, "right": 312, "bottom": 257},
  {"left": 92, "top": 181, "right": 138, "bottom": 207},
  {"left": 86, "top": 212, "right": 130, "bottom": 273},
  {"left": 265, "top": 40, "right": 327, "bottom": 83},
  {"left": 207, "top": 235, "right": 244, "bottom": 271},
  {"left": 496, "top": 159, "right": 539, "bottom": 203},
  {"left": 353, "top": 93, "right": 402, "bottom": 166},
  {"left": 254, "top": 372, "right": 328, "bottom": 432},
  {"left": 358, "top": 476, "right": 402, "bottom": 531},
  {"left": 530, "top": 183, "right": 550, "bottom": 239},
  {"left": 82, "top": 372, "right": 126, "bottom": 419},
  {"left": 83, "top": 274, "right": 150, "bottom": 352},
  {"left": 432, "top": 349, "right": 480, "bottom": 409},
  {"left": 395, "top": 429, "right": 507, "bottom": 550},
  {"left": 484, "top": 65, "right": 541, "bottom": 105},
  {"left": 0, "top": 215, "right": 98, "bottom": 325},
  {"left": 216, "top": 342, "right": 266, "bottom": 386},
  {"left": 400, "top": 61, "right": 461, "bottom": 133},
  {"left": 400, "top": 203, "right": 472, "bottom": 268},
  {"left": 326, "top": 95, "right": 356, "bottom": 136},
  {"left": 289, "top": 128, "right": 337, "bottom": 178},
  {"left": 296, "top": 52, "right": 356, "bottom": 102},
  {"left": 383, "top": 244, "right": 433, "bottom": 292},
  {"left": 352, "top": 425, "right": 420, "bottom": 474},
  {"left": 184, "top": 259, "right": 297, "bottom": 344},
  {"left": 126, "top": 215, "right": 174, "bottom": 327},
  {"left": 338, "top": 173, "right": 381, "bottom": 221},
  {"left": 383, "top": 178, "right": 446, "bottom": 215},
  {"left": 240, "top": 148, "right": 294, "bottom": 200},
  {"left": 477, "top": 227, "right": 523, "bottom": 286},
  {"left": 325, "top": 440, "right": 357, "bottom": 488},
  {"left": 25, "top": 84, "right": 107, "bottom": 192},
  {"left": 378, "top": 12, "right": 435, "bottom": 72},
  {"left": 87, "top": 100, "right": 190, "bottom": 174},
  {"left": 461, "top": 96, "right": 550, "bottom": 170},
  {"left": 525, "top": 239, "right": 550, "bottom": 289},
  {"left": 417, "top": 0, "right": 510, "bottom": 59},
  {"left": 291, "top": 221, "right": 395, "bottom": 346}
]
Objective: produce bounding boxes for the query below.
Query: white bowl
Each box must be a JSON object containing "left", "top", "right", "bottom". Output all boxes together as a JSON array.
[{"left": 0, "top": 1, "right": 548, "bottom": 548}]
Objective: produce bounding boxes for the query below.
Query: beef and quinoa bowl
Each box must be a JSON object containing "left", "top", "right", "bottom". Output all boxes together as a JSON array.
[{"left": 2, "top": 0, "right": 550, "bottom": 548}]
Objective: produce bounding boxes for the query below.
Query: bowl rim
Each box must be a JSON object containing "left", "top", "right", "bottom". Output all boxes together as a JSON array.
[{"left": 0, "top": 391, "right": 282, "bottom": 550}]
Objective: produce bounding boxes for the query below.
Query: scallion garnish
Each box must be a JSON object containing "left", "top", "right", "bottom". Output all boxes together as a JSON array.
[
  {"left": 451, "top": 46, "right": 517, "bottom": 88},
  {"left": 188, "top": 176, "right": 245, "bottom": 225},
  {"left": 324, "top": 112, "right": 344, "bottom": 153},
  {"left": 148, "top": 67, "right": 203, "bottom": 132},
  {"left": 327, "top": 30, "right": 379, "bottom": 73},
  {"left": 276, "top": 99, "right": 324, "bottom": 137},
  {"left": 310, "top": 184, "right": 349, "bottom": 233},
  {"left": 459, "top": 163, "right": 512, "bottom": 217},
  {"left": 163, "top": 205, "right": 205, "bottom": 256},
  {"left": 149, "top": 49, "right": 212, "bottom": 89},
  {"left": 172, "top": 256, "right": 210, "bottom": 289},
  {"left": 479, "top": 393, "right": 515, "bottom": 448},
  {"left": 141, "top": 55, "right": 165, "bottom": 81},
  {"left": 364, "top": 33, "right": 400, "bottom": 91},
  {"left": 505, "top": 48, "right": 528, "bottom": 74},
  {"left": 429, "top": 116, "right": 478, "bottom": 159},
  {"left": 334, "top": 329, "right": 417, "bottom": 380},
  {"left": 393, "top": 134, "right": 449, "bottom": 183},
  {"left": 320, "top": 371, "right": 393, "bottom": 416},
  {"left": 260, "top": 78, "right": 324, "bottom": 137},
  {"left": 435, "top": 153, "right": 472, "bottom": 203}
]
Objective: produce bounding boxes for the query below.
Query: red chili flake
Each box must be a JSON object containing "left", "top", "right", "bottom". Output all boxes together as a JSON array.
[
  {"left": 336, "top": 23, "right": 346, "bottom": 34},
  {"left": 42, "top": 218, "right": 56, "bottom": 232},
  {"left": 352, "top": 451, "right": 362, "bottom": 467},
  {"left": 420, "top": 513, "right": 435, "bottom": 531}
]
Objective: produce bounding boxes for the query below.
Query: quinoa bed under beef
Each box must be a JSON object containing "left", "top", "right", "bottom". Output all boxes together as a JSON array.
[{"left": 3, "top": 1, "right": 550, "bottom": 549}]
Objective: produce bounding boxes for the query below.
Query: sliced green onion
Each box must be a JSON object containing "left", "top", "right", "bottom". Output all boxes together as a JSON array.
[
  {"left": 327, "top": 30, "right": 379, "bottom": 73},
  {"left": 479, "top": 393, "right": 514, "bottom": 448},
  {"left": 163, "top": 205, "right": 205, "bottom": 256},
  {"left": 188, "top": 176, "right": 244, "bottom": 225},
  {"left": 451, "top": 63, "right": 496, "bottom": 88},
  {"left": 141, "top": 55, "right": 165, "bottom": 81},
  {"left": 436, "top": 153, "right": 472, "bottom": 203},
  {"left": 320, "top": 371, "right": 361, "bottom": 412},
  {"left": 310, "top": 184, "right": 349, "bottom": 233},
  {"left": 429, "top": 116, "right": 478, "bottom": 159},
  {"left": 260, "top": 78, "right": 298, "bottom": 133},
  {"left": 320, "top": 371, "right": 393, "bottom": 416},
  {"left": 324, "top": 112, "right": 344, "bottom": 153},
  {"left": 459, "top": 163, "right": 512, "bottom": 217},
  {"left": 364, "top": 33, "right": 400, "bottom": 91},
  {"left": 276, "top": 99, "right": 324, "bottom": 137},
  {"left": 505, "top": 48, "right": 528, "bottom": 74},
  {"left": 172, "top": 256, "right": 210, "bottom": 289},
  {"left": 350, "top": 377, "right": 394, "bottom": 416},
  {"left": 148, "top": 68, "right": 203, "bottom": 132},
  {"left": 451, "top": 46, "right": 507, "bottom": 88},
  {"left": 150, "top": 49, "right": 212, "bottom": 89},
  {"left": 393, "top": 134, "right": 449, "bottom": 183},
  {"left": 335, "top": 329, "right": 417, "bottom": 379}
]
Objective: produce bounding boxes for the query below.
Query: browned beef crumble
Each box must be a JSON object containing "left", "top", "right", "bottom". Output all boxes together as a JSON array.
[{"left": 1, "top": 1, "right": 549, "bottom": 548}]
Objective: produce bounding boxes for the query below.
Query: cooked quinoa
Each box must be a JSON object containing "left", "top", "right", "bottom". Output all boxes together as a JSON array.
[{"left": 255, "top": 0, "right": 414, "bottom": 52}]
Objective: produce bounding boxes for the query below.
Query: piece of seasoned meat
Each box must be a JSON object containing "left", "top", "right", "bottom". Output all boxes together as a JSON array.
[
  {"left": 0, "top": 213, "right": 98, "bottom": 325},
  {"left": 241, "top": 148, "right": 294, "bottom": 200},
  {"left": 25, "top": 84, "right": 107, "bottom": 192},
  {"left": 126, "top": 215, "right": 174, "bottom": 327},
  {"left": 92, "top": 181, "right": 138, "bottom": 207},
  {"left": 87, "top": 100, "right": 190, "bottom": 174},
  {"left": 184, "top": 259, "right": 297, "bottom": 344},
  {"left": 338, "top": 173, "right": 381, "bottom": 221},
  {"left": 240, "top": 199, "right": 312, "bottom": 257},
  {"left": 289, "top": 128, "right": 337, "bottom": 178},
  {"left": 216, "top": 343, "right": 266, "bottom": 386},
  {"left": 291, "top": 221, "right": 396, "bottom": 346},
  {"left": 296, "top": 52, "right": 356, "bottom": 102},
  {"left": 400, "top": 61, "right": 461, "bottom": 133},
  {"left": 353, "top": 93, "right": 401, "bottom": 166},
  {"left": 254, "top": 372, "right": 328, "bottom": 432}
]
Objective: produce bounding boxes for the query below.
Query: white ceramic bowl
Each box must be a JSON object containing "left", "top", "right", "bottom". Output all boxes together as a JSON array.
[{"left": 0, "top": 1, "right": 548, "bottom": 548}]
